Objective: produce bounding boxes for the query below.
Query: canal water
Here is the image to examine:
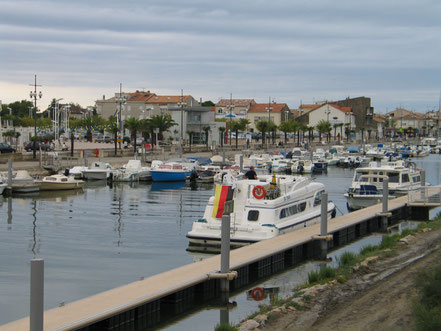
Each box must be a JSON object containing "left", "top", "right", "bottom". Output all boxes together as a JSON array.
[{"left": 0, "top": 154, "right": 440, "bottom": 329}]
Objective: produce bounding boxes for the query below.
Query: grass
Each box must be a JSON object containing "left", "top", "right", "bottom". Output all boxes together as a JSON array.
[{"left": 413, "top": 259, "right": 441, "bottom": 330}]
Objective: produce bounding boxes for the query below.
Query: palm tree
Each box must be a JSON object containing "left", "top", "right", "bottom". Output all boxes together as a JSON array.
[
  {"left": 218, "top": 127, "right": 226, "bottom": 147},
  {"left": 140, "top": 118, "right": 156, "bottom": 150},
  {"left": 299, "top": 123, "right": 308, "bottom": 145},
  {"left": 202, "top": 125, "right": 210, "bottom": 150},
  {"left": 107, "top": 116, "right": 119, "bottom": 155},
  {"left": 255, "top": 120, "right": 269, "bottom": 144},
  {"left": 278, "top": 121, "right": 291, "bottom": 144},
  {"left": 124, "top": 117, "right": 142, "bottom": 153},
  {"left": 150, "top": 114, "right": 177, "bottom": 142},
  {"left": 230, "top": 119, "right": 249, "bottom": 149},
  {"left": 316, "top": 120, "right": 331, "bottom": 142},
  {"left": 187, "top": 130, "right": 195, "bottom": 152}
]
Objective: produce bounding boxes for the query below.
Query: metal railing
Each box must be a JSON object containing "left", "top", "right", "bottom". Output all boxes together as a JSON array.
[{"left": 407, "top": 185, "right": 441, "bottom": 205}]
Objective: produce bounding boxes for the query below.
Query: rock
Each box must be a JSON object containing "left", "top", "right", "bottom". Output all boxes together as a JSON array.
[
  {"left": 288, "top": 306, "right": 297, "bottom": 311},
  {"left": 399, "top": 235, "right": 415, "bottom": 244},
  {"left": 361, "top": 256, "right": 378, "bottom": 267},
  {"left": 241, "top": 319, "right": 260, "bottom": 330},
  {"left": 253, "top": 314, "right": 268, "bottom": 323}
]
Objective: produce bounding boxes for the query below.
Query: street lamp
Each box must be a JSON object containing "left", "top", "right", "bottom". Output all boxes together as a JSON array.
[
  {"left": 177, "top": 90, "right": 186, "bottom": 156},
  {"left": 227, "top": 94, "right": 235, "bottom": 146},
  {"left": 115, "top": 83, "right": 127, "bottom": 151},
  {"left": 265, "top": 97, "right": 273, "bottom": 148},
  {"left": 54, "top": 98, "right": 63, "bottom": 142},
  {"left": 29, "top": 75, "right": 42, "bottom": 159}
]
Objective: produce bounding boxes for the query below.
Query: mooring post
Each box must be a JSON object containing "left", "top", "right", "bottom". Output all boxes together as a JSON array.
[
  {"left": 320, "top": 192, "right": 328, "bottom": 259},
  {"left": 220, "top": 214, "right": 231, "bottom": 293},
  {"left": 239, "top": 155, "right": 243, "bottom": 173},
  {"left": 420, "top": 170, "right": 426, "bottom": 201},
  {"left": 84, "top": 153, "right": 88, "bottom": 168},
  {"left": 219, "top": 292, "right": 230, "bottom": 326},
  {"left": 7, "top": 159, "right": 13, "bottom": 186},
  {"left": 30, "top": 259, "right": 44, "bottom": 331},
  {"left": 381, "top": 178, "right": 389, "bottom": 231},
  {"left": 222, "top": 148, "right": 226, "bottom": 165}
]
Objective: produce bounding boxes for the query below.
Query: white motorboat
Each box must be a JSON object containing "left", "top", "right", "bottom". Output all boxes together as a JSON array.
[
  {"left": 187, "top": 174, "right": 336, "bottom": 248},
  {"left": 344, "top": 160, "right": 424, "bottom": 210},
  {"left": 82, "top": 162, "right": 117, "bottom": 180},
  {"left": 0, "top": 175, "right": 6, "bottom": 195},
  {"left": 150, "top": 159, "right": 194, "bottom": 182},
  {"left": 115, "top": 160, "right": 151, "bottom": 182},
  {"left": 3, "top": 170, "right": 40, "bottom": 193},
  {"left": 37, "top": 174, "right": 84, "bottom": 191},
  {"left": 66, "top": 166, "right": 88, "bottom": 179},
  {"left": 291, "top": 160, "right": 314, "bottom": 174}
]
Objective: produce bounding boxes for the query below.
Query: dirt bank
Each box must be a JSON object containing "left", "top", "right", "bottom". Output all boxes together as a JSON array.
[{"left": 240, "top": 226, "right": 441, "bottom": 331}]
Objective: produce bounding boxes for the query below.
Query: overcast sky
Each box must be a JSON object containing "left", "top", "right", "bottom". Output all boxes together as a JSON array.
[{"left": 0, "top": 0, "right": 440, "bottom": 113}]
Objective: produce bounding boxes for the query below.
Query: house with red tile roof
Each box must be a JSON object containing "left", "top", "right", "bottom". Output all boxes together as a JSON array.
[
  {"left": 247, "top": 103, "right": 291, "bottom": 131},
  {"left": 296, "top": 103, "right": 355, "bottom": 131},
  {"left": 215, "top": 99, "right": 255, "bottom": 119}
]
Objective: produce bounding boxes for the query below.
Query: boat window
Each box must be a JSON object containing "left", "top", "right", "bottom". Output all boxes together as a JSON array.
[
  {"left": 46, "top": 177, "right": 56, "bottom": 181},
  {"left": 61, "top": 178, "right": 68, "bottom": 182},
  {"left": 248, "top": 210, "right": 259, "bottom": 221},
  {"left": 402, "top": 174, "right": 410, "bottom": 183},
  {"left": 314, "top": 190, "right": 324, "bottom": 206},
  {"left": 412, "top": 175, "right": 421, "bottom": 183},
  {"left": 298, "top": 202, "right": 307, "bottom": 212},
  {"left": 388, "top": 172, "right": 399, "bottom": 183},
  {"left": 355, "top": 171, "right": 368, "bottom": 181}
]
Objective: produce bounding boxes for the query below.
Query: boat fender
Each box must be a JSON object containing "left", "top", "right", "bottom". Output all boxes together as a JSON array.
[{"left": 252, "top": 185, "right": 266, "bottom": 199}]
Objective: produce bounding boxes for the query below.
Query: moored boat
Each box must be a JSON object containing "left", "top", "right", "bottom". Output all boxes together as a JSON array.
[
  {"left": 150, "top": 161, "right": 193, "bottom": 182},
  {"left": 344, "top": 160, "right": 424, "bottom": 210},
  {"left": 37, "top": 174, "right": 84, "bottom": 191},
  {"left": 82, "top": 162, "right": 117, "bottom": 180},
  {"left": 187, "top": 174, "right": 336, "bottom": 249}
]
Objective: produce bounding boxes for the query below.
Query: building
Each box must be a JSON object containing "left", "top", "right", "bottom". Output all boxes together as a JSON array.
[
  {"left": 246, "top": 103, "right": 291, "bottom": 132},
  {"left": 215, "top": 99, "right": 255, "bottom": 119},
  {"left": 332, "top": 96, "right": 375, "bottom": 131}
]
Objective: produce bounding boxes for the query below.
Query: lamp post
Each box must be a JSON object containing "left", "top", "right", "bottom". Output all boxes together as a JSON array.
[
  {"left": 265, "top": 97, "right": 273, "bottom": 148},
  {"left": 29, "top": 75, "right": 42, "bottom": 160},
  {"left": 227, "top": 93, "right": 235, "bottom": 146},
  {"left": 54, "top": 98, "right": 63, "bottom": 143},
  {"left": 115, "top": 83, "right": 127, "bottom": 151},
  {"left": 177, "top": 90, "right": 186, "bottom": 156}
]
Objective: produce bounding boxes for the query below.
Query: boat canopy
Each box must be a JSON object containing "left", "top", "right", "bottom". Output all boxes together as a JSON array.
[{"left": 348, "top": 146, "right": 359, "bottom": 153}]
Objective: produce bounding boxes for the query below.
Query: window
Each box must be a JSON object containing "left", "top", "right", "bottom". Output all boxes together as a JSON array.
[
  {"left": 402, "top": 174, "right": 410, "bottom": 183},
  {"left": 279, "top": 201, "right": 307, "bottom": 219},
  {"left": 314, "top": 191, "right": 324, "bottom": 207},
  {"left": 248, "top": 210, "right": 259, "bottom": 221},
  {"left": 412, "top": 175, "right": 421, "bottom": 183},
  {"left": 388, "top": 172, "right": 399, "bottom": 183}
]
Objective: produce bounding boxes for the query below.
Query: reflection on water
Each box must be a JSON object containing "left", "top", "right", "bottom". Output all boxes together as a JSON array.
[{"left": 0, "top": 154, "right": 440, "bottom": 329}]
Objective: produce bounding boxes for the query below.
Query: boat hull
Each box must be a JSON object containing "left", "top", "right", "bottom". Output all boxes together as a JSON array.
[
  {"left": 151, "top": 170, "right": 192, "bottom": 182},
  {"left": 82, "top": 171, "right": 108, "bottom": 180},
  {"left": 39, "top": 182, "right": 84, "bottom": 191}
]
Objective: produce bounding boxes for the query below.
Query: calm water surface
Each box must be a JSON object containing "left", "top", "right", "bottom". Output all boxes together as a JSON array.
[{"left": 0, "top": 154, "right": 440, "bottom": 329}]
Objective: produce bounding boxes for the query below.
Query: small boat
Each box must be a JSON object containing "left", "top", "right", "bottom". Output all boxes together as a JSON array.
[
  {"left": 187, "top": 170, "right": 215, "bottom": 184},
  {"left": 115, "top": 160, "right": 151, "bottom": 182},
  {"left": 82, "top": 162, "right": 117, "bottom": 181},
  {"left": 344, "top": 160, "right": 424, "bottom": 210},
  {"left": 291, "top": 160, "right": 314, "bottom": 174},
  {"left": 6, "top": 170, "right": 40, "bottom": 193},
  {"left": 37, "top": 174, "right": 84, "bottom": 191},
  {"left": 0, "top": 176, "right": 6, "bottom": 195},
  {"left": 313, "top": 158, "right": 328, "bottom": 172},
  {"left": 150, "top": 160, "right": 194, "bottom": 182},
  {"left": 66, "top": 166, "right": 88, "bottom": 179},
  {"left": 187, "top": 174, "right": 336, "bottom": 249}
]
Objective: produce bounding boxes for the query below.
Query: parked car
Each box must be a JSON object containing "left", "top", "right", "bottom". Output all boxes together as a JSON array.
[
  {"left": 24, "top": 142, "right": 51, "bottom": 152},
  {"left": 0, "top": 142, "right": 15, "bottom": 153}
]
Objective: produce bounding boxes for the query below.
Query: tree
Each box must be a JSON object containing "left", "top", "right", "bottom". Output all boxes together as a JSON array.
[
  {"left": 345, "top": 123, "right": 351, "bottom": 142},
  {"left": 107, "top": 116, "right": 119, "bottom": 156},
  {"left": 230, "top": 118, "right": 249, "bottom": 149},
  {"left": 125, "top": 117, "right": 142, "bottom": 153},
  {"left": 299, "top": 123, "right": 308, "bottom": 145},
  {"left": 316, "top": 120, "right": 331, "bottom": 142},
  {"left": 2, "top": 130, "right": 20, "bottom": 149},
  {"left": 202, "top": 125, "right": 210, "bottom": 150},
  {"left": 218, "top": 127, "right": 226, "bottom": 147},
  {"left": 150, "top": 114, "right": 177, "bottom": 141},
  {"left": 2, "top": 100, "right": 34, "bottom": 118},
  {"left": 201, "top": 101, "right": 215, "bottom": 107},
  {"left": 255, "top": 120, "right": 270, "bottom": 144},
  {"left": 187, "top": 131, "right": 195, "bottom": 152}
]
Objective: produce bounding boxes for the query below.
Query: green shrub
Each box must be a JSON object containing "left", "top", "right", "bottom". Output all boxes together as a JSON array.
[
  {"left": 308, "top": 270, "right": 319, "bottom": 284},
  {"left": 413, "top": 302, "right": 441, "bottom": 331},
  {"left": 319, "top": 266, "right": 336, "bottom": 279},
  {"left": 338, "top": 251, "right": 358, "bottom": 268},
  {"left": 359, "top": 244, "right": 377, "bottom": 256},
  {"left": 379, "top": 235, "right": 399, "bottom": 249},
  {"left": 401, "top": 228, "right": 414, "bottom": 237}
]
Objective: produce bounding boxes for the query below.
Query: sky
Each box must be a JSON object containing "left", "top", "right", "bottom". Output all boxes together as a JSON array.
[{"left": 0, "top": 0, "right": 440, "bottom": 114}]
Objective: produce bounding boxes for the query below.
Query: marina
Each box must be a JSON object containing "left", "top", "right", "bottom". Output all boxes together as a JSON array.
[{"left": 0, "top": 152, "right": 441, "bottom": 330}]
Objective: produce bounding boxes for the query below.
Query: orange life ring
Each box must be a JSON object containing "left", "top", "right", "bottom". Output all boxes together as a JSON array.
[
  {"left": 253, "top": 185, "right": 266, "bottom": 199},
  {"left": 250, "top": 287, "right": 265, "bottom": 301}
]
